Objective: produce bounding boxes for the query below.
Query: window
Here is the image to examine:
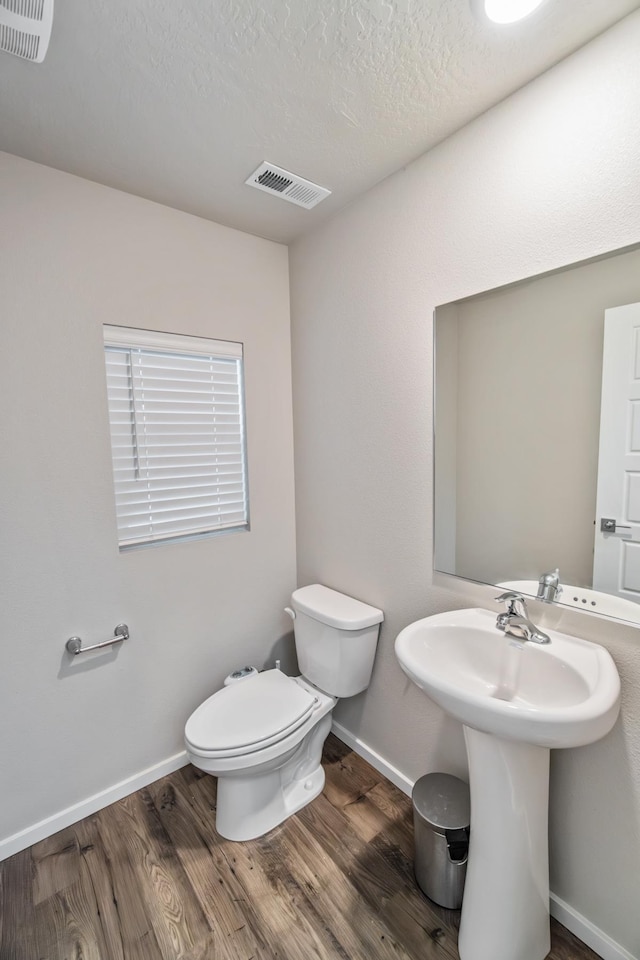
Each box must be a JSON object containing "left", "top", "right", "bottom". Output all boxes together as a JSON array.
[{"left": 103, "top": 325, "right": 249, "bottom": 549}]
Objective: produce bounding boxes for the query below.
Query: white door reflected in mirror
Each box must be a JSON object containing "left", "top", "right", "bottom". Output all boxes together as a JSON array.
[{"left": 593, "top": 302, "right": 640, "bottom": 601}]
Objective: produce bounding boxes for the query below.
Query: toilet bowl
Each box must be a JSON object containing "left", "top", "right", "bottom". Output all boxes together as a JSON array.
[{"left": 184, "top": 584, "right": 384, "bottom": 841}]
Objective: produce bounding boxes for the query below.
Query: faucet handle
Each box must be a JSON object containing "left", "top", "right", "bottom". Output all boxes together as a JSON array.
[{"left": 494, "top": 591, "right": 528, "bottom": 617}]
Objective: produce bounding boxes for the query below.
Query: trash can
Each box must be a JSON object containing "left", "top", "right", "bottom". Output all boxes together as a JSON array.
[{"left": 412, "top": 772, "right": 470, "bottom": 909}]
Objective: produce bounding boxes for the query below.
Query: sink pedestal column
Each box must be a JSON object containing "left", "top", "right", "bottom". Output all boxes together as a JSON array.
[{"left": 458, "top": 727, "right": 551, "bottom": 960}]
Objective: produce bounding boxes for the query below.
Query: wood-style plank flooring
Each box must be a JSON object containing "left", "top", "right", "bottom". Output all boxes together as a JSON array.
[{"left": 0, "top": 735, "right": 600, "bottom": 959}]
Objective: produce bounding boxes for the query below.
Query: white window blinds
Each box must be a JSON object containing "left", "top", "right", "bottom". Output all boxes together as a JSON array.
[{"left": 103, "top": 325, "right": 249, "bottom": 548}]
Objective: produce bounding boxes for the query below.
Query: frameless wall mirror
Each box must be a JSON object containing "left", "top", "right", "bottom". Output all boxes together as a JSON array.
[{"left": 434, "top": 243, "right": 640, "bottom": 626}]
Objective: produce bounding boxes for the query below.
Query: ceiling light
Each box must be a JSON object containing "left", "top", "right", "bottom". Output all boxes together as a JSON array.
[{"left": 471, "top": 0, "right": 547, "bottom": 24}]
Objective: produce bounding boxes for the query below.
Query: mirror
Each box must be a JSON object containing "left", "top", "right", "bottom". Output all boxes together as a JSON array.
[{"left": 434, "top": 243, "right": 640, "bottom": 626}]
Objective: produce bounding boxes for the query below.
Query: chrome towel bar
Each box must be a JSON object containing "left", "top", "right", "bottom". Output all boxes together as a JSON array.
[{"left": 66, "top": 623, "right": 129, "bottom": 656}]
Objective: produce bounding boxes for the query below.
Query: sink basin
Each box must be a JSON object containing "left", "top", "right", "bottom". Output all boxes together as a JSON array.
[
  {"left": 395, "top": 607, "right": 621, "bottom": 960},
  {"left": 395, "top": 607, "right": 620, "bottom": 748}
]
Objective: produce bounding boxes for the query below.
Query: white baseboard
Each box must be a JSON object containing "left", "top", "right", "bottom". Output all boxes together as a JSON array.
[
  {"left": 0, "top": 750, "right": 189, "bottom": 862},
  {"left": 550, "top": 894, "right": 637, "bottom": 960},
  {"left": 331, "top": 722, "right": 637, "bottom": 960},
  {"left": 331, "top": 719, "right": 414, "bottom": 797}
]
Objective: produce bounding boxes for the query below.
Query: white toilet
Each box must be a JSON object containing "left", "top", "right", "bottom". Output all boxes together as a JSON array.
[{"left": 184, "top": 584, "right": 384, "bottom": 841}]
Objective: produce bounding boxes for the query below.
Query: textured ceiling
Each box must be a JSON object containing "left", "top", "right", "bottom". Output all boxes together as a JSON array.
[{"left": 1, "top": 0, "right": 639, "bottom": 243}]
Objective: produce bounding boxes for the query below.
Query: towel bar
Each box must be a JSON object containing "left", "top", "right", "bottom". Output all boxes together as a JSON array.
[{"left": 65, "top": 623, "right": 129, "bottom": 656}]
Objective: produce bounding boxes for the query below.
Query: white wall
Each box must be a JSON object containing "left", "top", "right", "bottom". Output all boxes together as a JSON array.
[
  {"left": 290, "top": 11, "right": 640, "bottom": 958},
  {"left": 0, "top": 153, "right": 296, "bottom": 845}
]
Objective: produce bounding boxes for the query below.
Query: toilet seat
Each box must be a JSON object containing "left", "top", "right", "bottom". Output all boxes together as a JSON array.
[{"left": 185, "top": 669, "right": 318, "bottom": 759}]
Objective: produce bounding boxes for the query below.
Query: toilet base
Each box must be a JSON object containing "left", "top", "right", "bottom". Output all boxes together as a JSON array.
[{"left": 214, "top": 711, "right": 333, "bottom": 841}]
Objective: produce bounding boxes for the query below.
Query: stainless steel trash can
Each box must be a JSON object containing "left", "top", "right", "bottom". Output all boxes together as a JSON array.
[{"left": 412, "top": 772, "right": 470, "bottom": 909}]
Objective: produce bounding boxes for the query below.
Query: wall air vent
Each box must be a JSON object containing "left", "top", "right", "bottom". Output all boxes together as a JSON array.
[
  {"left": 0, "top": 0, "right": 53, "bottom": 62},
  {"left": 245, "top": 162, "right": 331, "bottom": 210}
]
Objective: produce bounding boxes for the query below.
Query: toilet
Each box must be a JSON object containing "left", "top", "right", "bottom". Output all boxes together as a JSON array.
[{"left": 184, "top": 584, "right": 384, "bottom": 841}]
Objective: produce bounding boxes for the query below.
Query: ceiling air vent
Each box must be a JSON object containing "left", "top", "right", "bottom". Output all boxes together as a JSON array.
[
  {"left": 0, "top": 0, "right": 53, "bottom": 63},
  {"left": 245, "top": 162, "right": 331, "bottom": 210}
]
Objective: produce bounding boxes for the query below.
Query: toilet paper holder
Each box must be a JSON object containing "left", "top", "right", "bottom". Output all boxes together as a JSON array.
[{"left": 65, "top": 623, "right": 129, "bottom": 656}]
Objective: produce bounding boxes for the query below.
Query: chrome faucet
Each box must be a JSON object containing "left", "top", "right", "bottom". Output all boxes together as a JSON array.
[
  {"left": 537, "top": 568, "right": 561, "bottom": 603},
  {"left": 494, "top": 592, "right": 551, "bottom": 645}
]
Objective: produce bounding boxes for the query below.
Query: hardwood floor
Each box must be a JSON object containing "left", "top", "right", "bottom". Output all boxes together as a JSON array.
[{"left": 0, "top": 735, "right": 600, "bottom": 960}]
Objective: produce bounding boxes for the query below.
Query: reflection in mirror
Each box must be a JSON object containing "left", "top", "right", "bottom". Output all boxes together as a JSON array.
[{"left": 434, "top": 244, "right": 640, "bottom": 626}]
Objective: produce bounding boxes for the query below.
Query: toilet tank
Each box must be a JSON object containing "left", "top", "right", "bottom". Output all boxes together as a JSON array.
[{"left": 291, "top": 584, "right": 384, "bottom": 698}]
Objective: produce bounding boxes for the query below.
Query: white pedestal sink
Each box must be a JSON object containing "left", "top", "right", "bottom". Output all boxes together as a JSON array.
[{"left": 395, "top": 607, "right": 620, "bottom": 960}]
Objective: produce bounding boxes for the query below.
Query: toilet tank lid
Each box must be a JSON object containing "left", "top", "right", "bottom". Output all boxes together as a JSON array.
[{"left": 291, "top": 584, "right": 384, "bottom": 630}]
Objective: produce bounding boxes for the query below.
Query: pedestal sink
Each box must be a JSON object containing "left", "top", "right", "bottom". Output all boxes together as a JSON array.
[{"left": 395, "top": 607, "right": 620, "bottom": 960}]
